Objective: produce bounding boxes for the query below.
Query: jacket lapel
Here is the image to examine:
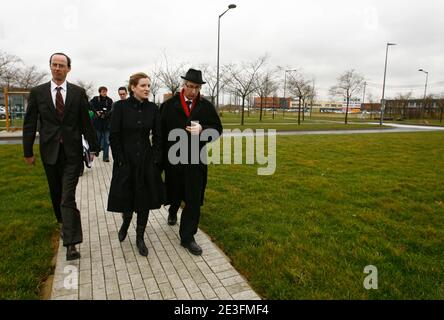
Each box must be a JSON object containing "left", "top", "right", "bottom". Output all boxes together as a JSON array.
[
  {"left": 44, "top": 82, "right": 58, "bottom": 120},
  {"left": 189, "top": 97, "right": 205, "bottom": 118},
  {"left": 173, "top": 95, "right": 187, "bottom": 118},
  {"left": 65, "top": 82, "right": 74, "bottom": 115}
]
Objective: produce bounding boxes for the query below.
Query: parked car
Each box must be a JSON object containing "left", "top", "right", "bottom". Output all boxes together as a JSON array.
[{"left": 0, "top": 107, "right": 6, "bottom": 119}]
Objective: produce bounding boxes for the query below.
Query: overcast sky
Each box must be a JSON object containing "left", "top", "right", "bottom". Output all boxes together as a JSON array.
[{"left": 1, "top": 0, "right": 443, "bottom": 102}]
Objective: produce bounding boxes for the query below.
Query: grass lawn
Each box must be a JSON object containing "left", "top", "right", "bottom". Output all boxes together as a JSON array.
[
  {"left": 0, "top": 118, "right": 24, "bottom": 130},
  {"left": 0, "top": 146, "right": 58, "bottom": 299},
  {"left": 201, "top": 131, "right": 444, "bottom": 299}
]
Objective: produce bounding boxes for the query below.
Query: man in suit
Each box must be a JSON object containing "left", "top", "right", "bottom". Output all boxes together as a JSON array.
[
  {"left": 160, "top": 68, "right": 222, "bottom": 255},
  {"left": 23, "top": 53, "right": 99, "bottom": 261}
]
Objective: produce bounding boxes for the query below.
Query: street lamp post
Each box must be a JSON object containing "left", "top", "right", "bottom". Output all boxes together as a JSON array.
[
  {"left": 418, "top": 68, "right": 429, "bottom": 119},
  {"left": 216, "top": 4, "right": 236, "bottom": 112},
  {"left": 379, "top": 42, "right": 396, "bottom": 125}
]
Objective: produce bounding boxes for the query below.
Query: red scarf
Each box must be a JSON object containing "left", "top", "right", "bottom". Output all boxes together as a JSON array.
[{"left": 180, "top": 89, "right": 198, "bottom": 118}]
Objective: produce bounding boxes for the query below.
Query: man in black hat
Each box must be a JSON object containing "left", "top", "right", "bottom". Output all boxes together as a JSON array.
[{"left": 160, "top": 68, "right": 223, "bottom": 255}]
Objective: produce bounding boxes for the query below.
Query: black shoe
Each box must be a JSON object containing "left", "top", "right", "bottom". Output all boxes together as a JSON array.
[
  {"left": 66, "top": 245, "right": 80, "bottom": 261},
  {"left": 181, "top": 240, "right": 202, "bottom": 256},
  {"left": 118, "top": 226, "right": 128, "bottom": 242},
  {"left": 118, "top": 212, "right": 133, "bottom": 242},
  {"left": 103, "top": 158, "right": 110, "bottom": 162},
  {"left": 136, "top": 238, "right": 148, "bottom": 256},
  {"left": 167, "top": 213, "right": 177, "bottom": 226}
]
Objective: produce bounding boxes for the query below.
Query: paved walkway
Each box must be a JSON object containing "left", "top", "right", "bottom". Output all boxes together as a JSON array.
[{"left": 50, "top": 157, "right": 261, "bottom": 300}]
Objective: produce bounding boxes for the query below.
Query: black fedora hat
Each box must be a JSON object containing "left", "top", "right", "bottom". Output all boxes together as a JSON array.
[{"left": 181, "top": 68, "right": 206, "bottom": 85}]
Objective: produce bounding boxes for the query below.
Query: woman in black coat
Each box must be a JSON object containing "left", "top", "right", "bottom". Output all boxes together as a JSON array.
[{"left": 107, "top": 72, "right": 164, "bottom": 256}]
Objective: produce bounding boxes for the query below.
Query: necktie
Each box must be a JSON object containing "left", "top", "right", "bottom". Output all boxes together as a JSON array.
[
  {"left": 186, "top": 100, "right": 192, "bottom": 111},
  {"left": 55, "top": 87, "right": 65, "bottom": 120}
]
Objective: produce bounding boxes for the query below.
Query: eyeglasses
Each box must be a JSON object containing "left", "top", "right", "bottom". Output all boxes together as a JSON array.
[
  {"left": 184, "top": 83, "right": 201, "bottom": 91},
  {"left": 50, "top": 63, "right": 68, "bottom": 69}
]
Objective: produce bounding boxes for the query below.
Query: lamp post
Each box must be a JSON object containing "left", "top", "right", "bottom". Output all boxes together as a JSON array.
[
  {"left": 418, "top": 68, "right": 429, "bottom": 119},
  {"left": 379, "top": 42, "right": 396, "bottom": 125},
  {"left": 283, "top": 69, "right": 296, "bottom": 118},
  {"left": 216, "top": 4, "right": 236, "bottom": 112}
]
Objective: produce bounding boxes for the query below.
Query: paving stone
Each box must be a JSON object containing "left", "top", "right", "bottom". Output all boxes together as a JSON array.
[
  {"left": 225, "top": 282, "right": 252, "bottom": 296},
  {"left": 174, "top": 287, "right": 191, "bottom": 300},
  {"left": 144, "top": 277, "right": 160, "bottom": 295},
  {"left": 133, "top": 287, "right": 149, "bottom": 300},
  {"left": 231, "top": 290, "right": 261, "bottom": 300},
  {"left": 159, "top": 282, "right": 175, "bottom": 300}
]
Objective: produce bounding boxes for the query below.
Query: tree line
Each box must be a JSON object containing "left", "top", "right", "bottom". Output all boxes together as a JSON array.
[{"left": 4, "top": 51, "right": 441, "bottom": 124}]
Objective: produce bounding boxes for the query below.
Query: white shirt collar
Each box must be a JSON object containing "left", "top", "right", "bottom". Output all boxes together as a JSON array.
[{"left": 51, "top": 80, "right": 67, "bottom": 92}]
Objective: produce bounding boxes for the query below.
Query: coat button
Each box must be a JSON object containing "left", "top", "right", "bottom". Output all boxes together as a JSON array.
[
  {"left": 137, "top": 120, "right": 141, "bottom": 124},
  {"left": 136, "top": 152, "right": 140, "bottom": 156}
]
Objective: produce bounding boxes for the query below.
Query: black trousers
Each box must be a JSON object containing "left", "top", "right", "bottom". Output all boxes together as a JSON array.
[
  {"left": 43, "top": 144, "right": 82, "bottom": 247},
  {"left": 179, "top": 201, "right": 201, "bottom": 244},
  {"left": 178, "top": 166, "right": 204, "bottom": 244}
]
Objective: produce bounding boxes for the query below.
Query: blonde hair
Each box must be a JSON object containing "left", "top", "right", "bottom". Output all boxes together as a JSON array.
[{"left": 128, "top": 72, "right": 151, "bottom": 95}]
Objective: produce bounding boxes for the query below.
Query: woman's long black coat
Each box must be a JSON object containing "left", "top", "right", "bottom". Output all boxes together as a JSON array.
[{"left": 107, "top": 96, "right": 164, "bottom": 213}]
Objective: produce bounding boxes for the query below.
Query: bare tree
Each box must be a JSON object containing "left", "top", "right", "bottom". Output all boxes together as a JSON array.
[
  {"left": 439, "top": 92, "right": 444, "bottom": 123},
  {"left": 157, "top": 53, "right": 186, "bottom": 95},
  {"left": 307, "top": 80, "right": 317, "bottom": 117},
  {"left": 394, "top": 91, "right": 412, "bottom": 120},
  {"left": 198, "top": 63, "right": 227, "bottom": 108},
  {"left": 149, "top": 68, "right": 161, "bottom": 105},
  {"left": 302, "top": 80, "right": 315, "bottom": 121},
  {"left": 75, "top": 80, "right": 95, "bottom": 100},
  {"left": 287, "top": 70, "right": 310, "bottom": 125},
  {"left": 329, "top": 69, "right": 365, "bottom": 124},
  {"left": 16, "top": 65, "right": 48, "bottom": 89},
  {"left": 225, "top": 55, "right": 267, "bottom": 125},
  {"left": 255, "top": 68, "right": 279, "bottom": 121},
  {"left": 0, "top": 52, "right": 22, "bottom": 88}
]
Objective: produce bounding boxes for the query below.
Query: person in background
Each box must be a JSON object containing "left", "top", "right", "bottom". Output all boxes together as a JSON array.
[
  {"left": 118, "top": 86, "right": 128, "bottom": 100},
  {"left": 90, "top": 86, "right": 113, "bottom": 162}
]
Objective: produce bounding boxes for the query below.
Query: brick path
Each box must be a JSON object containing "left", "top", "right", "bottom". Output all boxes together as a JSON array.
[{"left": 50, "top": 157, "right": 261, "bottom": 300}]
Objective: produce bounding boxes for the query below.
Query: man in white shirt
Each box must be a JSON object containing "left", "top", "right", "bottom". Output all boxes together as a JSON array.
[{"left": 23, "top": 53, "right": 99, "bottom": 260}]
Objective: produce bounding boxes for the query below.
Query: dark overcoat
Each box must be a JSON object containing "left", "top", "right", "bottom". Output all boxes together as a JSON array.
[
  {"left": 90, "top": 95, "right": 113, "bottom": 131},
  {"left": 160, "top": 93, "right": 223, "bottom": 206},
  {"left": 107, "top": 96, "right": 164, "bottom": 213}
]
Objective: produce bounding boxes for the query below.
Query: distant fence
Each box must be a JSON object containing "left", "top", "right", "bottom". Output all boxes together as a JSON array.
[{"left": 1, "top": 87, "right": 29, "bottom": 131}]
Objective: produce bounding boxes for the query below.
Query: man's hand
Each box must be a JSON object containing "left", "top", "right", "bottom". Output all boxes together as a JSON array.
[
  {"left": 24, "top": 156, "right": 36, "bottom": 166},
  {"left": 186, "top": 121, "right": 202, "bottom": 135}
]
